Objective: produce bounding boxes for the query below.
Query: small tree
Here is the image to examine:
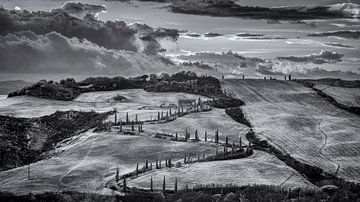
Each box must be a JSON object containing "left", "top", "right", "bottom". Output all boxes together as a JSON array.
[
  {"left": 136, "top": 163, "right": 139, "bottom": 175},
  {"left": 126, "top": 112, "right": 129, "bottom": 123},
  {"left": 135, "top": 114, "right": 138, "bottom": 123},
  {"left": 145, "top": 160, "right": 148, "bottom": 170},
  {"left": 195, "top": 129, "right": 198, "bottom": 141},
  {"left": 205, "top": 131, "right": 207, "bottom": 142},
  {"left": 175, "top": 132, "right": 178, "bottom": 141}
]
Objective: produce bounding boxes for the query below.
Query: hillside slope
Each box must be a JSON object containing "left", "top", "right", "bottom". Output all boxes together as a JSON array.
[{"left": 221, "top": 79, "right": 360, "bottom": 183}]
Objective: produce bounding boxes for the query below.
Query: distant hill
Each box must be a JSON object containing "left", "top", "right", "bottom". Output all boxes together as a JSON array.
[{"left": 0, "top": 80, "right": 31, "bottom": 95}]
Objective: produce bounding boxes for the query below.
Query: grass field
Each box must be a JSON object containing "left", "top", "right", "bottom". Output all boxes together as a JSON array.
[
  {"left": 221, "top": 79, "right": 360, "bottom": 182},
  {"left": 144, "top": 108, "right": 250, "bottom": 144},
  {"left": 0, "top": 131, "right": 217, "bottom": 195},
  {"left": 314, "top": 84, "right": 360, "bottom": 107},
  {"left": 128, "top": 150, "right": 316, "bottom": 190},
  {"left": 0, "top": 89, "right": 208, "bottom": 118}
]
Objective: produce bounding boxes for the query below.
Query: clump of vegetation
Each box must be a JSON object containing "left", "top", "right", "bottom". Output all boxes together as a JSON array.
[
  {"left": 112, "top": 94, "right": 127, "bottom": 102},
  {"left": 0, "top": 110, "right": 110, "bottom": 171},
  {"left": 8, "top": 79, "right": 80, "bottom": 101},
  {"left": 225, "top": 107, "right": 251, "bottom": 127}
]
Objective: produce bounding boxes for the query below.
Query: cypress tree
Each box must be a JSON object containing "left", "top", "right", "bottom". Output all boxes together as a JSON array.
[
  {"left": 150, "top": 176, "right": 153, "bottom": 192},
  {"left": 135, "top": 114, "right": 138, "bottom": 123},
  {"left": 131, "top": 121, "right": 134, "bottom": 131},
  {"left": 156, "top": 159, "right": 158, "bottom": 169},
  {"left": 184, "top": 153, "right": 187, "bottom": 164},
  {"left": 205, "top": 131, "right": 207, "bottom": 142},
  {"left": 226, "top": 136, "right": 228, "bottom": 145},
  {"left": 158, "top": 112, "right": 160, "bottom": 121},
  {"left": 123, "top": 177, "right": 127, "bottom": 192},
  {"left": 215, "top": 130, "right": 219, "bottom": 143},
  {"left": 174, "top": 178, "right": 178, "bottom": 192},
  {"left": 195, "top": 129, "right": 198, "bottom": 141},
  {"left": 169, "top": 108, "right": 172, "bottom": 116},
  {"left": 159, "top": 159, "right": 161, "bottom": 168},
  {"left": 115, "top": 166, "right": 119, "bottom": 183},
  {"left": 136, "top": 163, "right": 139, "bottom": 175},
  {"left": 114, "top": 112, "right": 117, "bottom": 124},
  {"left": 185, "top": 129, "right": 188, "bottom": 141},
  {"left": 146, "top": 160, "right": 148, "bottom": 170},
  {"left": 162, "top": 176, "right": 166, "bottom": 193},
  {"left": 175, "top": 132, "right": 178, "bottom": 141},
  {"left": 169, "top": 158, "right": 172, "bottom": 168},
  {"left": 28, "top": 164, "right": 30, "bottom": 180},
  {"left": 165, "top": 158, "right": 168, "bottom": 167},
  {"left": 119, "top": 120, "right": 122, "bottom": 132},
  {"left": 126, "top": 112, "right": 129, "bottom": 123}
]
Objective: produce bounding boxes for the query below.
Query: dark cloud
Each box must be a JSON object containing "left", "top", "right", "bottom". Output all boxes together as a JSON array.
[
  {"left": 0, "top": 31, "right": 177, "bottom": 75},
  {"left": 277, "top": 50, "right": 344, "bottom": 64},
  {"left": 60, "top": 2, "right": 107, "bottom": 18},
  {"left": 325, "top": 42, "right": 354, "bottom": 48},
  {"left": 0, "top": 8, "right": 178, "bottom": 54}
]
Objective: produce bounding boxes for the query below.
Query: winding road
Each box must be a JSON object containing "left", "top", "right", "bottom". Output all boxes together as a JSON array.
[{"left": 318, "top": 122, "right": 340, "bottom": 176}]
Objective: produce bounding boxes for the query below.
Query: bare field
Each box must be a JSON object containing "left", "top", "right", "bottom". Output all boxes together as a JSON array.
[
  {"left": 128, "top": 150, "right": 316, "bottom": 190},
  {"left": 222, "top": 79, "right": 360, "bottom": 182},
  {"left": 0, "top": 131, "right": 216, "bottom": 195}
]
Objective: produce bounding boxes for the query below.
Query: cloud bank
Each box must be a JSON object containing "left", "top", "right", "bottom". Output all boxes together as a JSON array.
[
  {"left": 0, "top": 31, "right": 178, "bottom": 75},
  {"left": 0, "top": 8, "right": 178, "bottom": 54},
  {"left": 277, "top": 50, "right": 344, "bottom": 64}
]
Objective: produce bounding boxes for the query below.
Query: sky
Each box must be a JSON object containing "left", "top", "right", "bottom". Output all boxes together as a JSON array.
[{"left": 0, "top": 0, "right": 359, "bottom": 81}]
